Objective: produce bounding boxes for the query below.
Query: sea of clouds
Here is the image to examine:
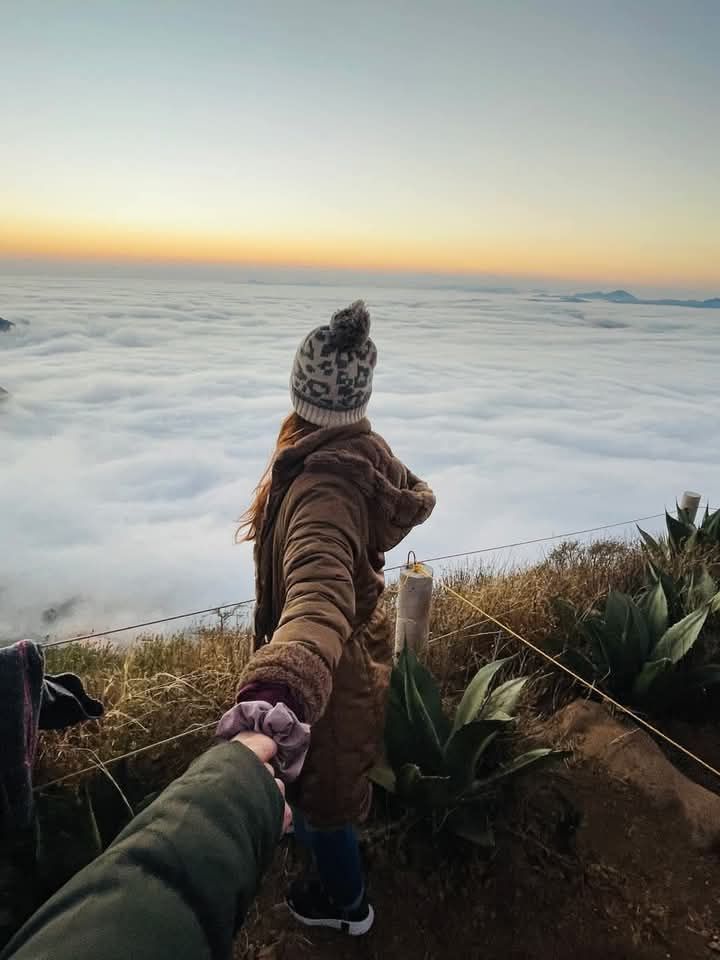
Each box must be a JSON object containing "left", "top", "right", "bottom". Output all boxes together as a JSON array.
[{"left": 1, "top": 271, "right": 718, "bottom": 642}]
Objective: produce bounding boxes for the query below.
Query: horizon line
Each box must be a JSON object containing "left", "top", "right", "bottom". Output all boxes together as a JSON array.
[{"left": 2, "top": 251, "right": 718, "bottom": 298}]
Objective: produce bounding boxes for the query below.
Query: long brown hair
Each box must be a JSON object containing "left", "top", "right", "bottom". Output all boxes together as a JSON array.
[{"left": 236, "top": 412, "right": 318, "bottom": 542}]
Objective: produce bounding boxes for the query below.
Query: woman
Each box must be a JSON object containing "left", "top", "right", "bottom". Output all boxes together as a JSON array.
[{"left": 218, "top": 301, "right": 435, "bottom": 935}]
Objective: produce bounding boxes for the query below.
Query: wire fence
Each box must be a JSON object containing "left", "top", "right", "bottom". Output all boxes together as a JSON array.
[
  {"left": 42, "top": 599, "right": 256, "bottom": 650},
  {"left": 36, "top": 722, "right": 219, "bottom": 791},
  {"left": 36, "top": 569, "right": 720, "bottom": 792},
  {"left": 41, "top": 511, "right": 665, "bottom": 650},
  {"left": 444, "top": 585, "right": 720, "bottom": 784},
  {"left": 384, "top": 512, "right": 665, "bottom": 572}
]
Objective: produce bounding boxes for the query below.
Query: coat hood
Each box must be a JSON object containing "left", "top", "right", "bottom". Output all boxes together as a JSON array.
[{"left": 272, "top": 419, "right": 435, "bottom": 552}]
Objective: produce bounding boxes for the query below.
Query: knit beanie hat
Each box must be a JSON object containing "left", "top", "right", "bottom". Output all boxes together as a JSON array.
[{"left": 290, "top": 300, "right": 377, "bottom": 427}]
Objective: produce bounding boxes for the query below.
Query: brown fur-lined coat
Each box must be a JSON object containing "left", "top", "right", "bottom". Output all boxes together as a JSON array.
[{"left": 239, "top": 419, "right": 435, "bottom": 827}]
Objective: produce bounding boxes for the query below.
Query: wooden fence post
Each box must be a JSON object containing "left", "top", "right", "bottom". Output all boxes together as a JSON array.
[
  {"left": 394, "top": 555, "right": 434, "bottom": 662},
  {"left": 680, "top": 491, "right": 702, "bottom": 524}
]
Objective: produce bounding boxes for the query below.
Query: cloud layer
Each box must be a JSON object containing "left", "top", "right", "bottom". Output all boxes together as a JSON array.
[{"left": 1, "top": 274, "right": 718, "bottom": 641}]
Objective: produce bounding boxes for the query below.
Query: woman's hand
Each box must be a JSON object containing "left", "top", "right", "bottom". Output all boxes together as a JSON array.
[{"left": 231, "top": 732, "right": 293, "bottom": 833}]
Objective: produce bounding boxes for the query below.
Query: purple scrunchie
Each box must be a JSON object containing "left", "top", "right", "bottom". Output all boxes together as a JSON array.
[{"left": 216, "top": 701, "right": 311, "bottom": 782}]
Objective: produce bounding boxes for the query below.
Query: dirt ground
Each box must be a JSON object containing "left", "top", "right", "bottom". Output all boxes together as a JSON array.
[{"left": 237, "top": 710, "right": 720, "bottom": 960}]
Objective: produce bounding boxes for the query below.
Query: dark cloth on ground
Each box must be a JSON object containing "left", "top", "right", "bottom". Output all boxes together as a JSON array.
[
  {"left": 39, "top": 672, "right": 104, "bottom": 730},
  {"left": 0, "top": 642, "right": 44, "bottom": 832},
  {"left": 0, "top": 640, "right": 103, "bottom": 833}
]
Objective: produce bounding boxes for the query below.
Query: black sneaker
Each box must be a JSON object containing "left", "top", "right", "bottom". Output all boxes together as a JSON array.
[{"left": 287, "top": 874, "right": 374, "bottom": 936}]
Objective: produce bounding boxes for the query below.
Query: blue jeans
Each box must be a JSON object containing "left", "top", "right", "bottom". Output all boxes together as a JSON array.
[{"left": 293, "top": 811, "right": 365, "bottom": 909}]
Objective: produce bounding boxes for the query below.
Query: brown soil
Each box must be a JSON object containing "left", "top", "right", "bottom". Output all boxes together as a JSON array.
[
  {"left": 237, "top": 709, "right": 720, "bottom": 960},
  {"left": 658, "top": 719, "right": 720, "bottom": 798}
]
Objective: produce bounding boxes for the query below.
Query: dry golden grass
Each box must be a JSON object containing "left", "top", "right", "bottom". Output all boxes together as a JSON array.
[
  {"left": 39, "top": 538, "right": 649, "bottom": 795},
  {"left": 38, "top": 628, "right": 253, "bottom": 790},
  {"left": 424, "top": 538, "right": 646, "bottom": 694}
]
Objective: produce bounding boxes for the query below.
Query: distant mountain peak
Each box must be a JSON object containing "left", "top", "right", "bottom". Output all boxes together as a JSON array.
[
  {"left": 576, "top": 290, "right": 637, "bottom": 303},
  {"left": 570, "top": 290, "right": 719, "bottom": 309}
]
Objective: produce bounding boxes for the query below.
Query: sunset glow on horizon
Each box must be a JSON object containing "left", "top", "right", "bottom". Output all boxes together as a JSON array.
[
  {"left": 3, "top": 212, "right": 719, "bottom": 289},
  {"left": 2, "top": 1, "right": 718, "bottom": 291}
]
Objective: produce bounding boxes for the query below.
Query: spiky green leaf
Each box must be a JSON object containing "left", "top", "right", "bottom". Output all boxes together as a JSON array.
[
  {"left": 411, "top": 655, "right": 451, "bottom": 744},
  {"left": 701, "top": 507, "right": 720, "bottom": 540},
  {"left": 402, "top": 648, "right": 445, "bottom": 773},
  {"left": 637, "top": 525, "right": 661, "bottom": 552},
  {"left": 628, "top": 597, "right": 650, "bottom": 663},
  {"left": 451, "top": 658, "right": 510, "bottom": 733},
  {"left": 646, "top": 556, "right": 662, "bottom": 583},
  {"left": 642, "top": 577, "right": 669, "bottom": 645},
  {"left": 444, "top": 718, "right": 508, "bottom": 792},
  {"left": 390, "top": 657, "right": 406, "bottom": 709},
  {"left": 687, "top": 568, "right": 718, "bottom": 610},
  {"left": 369, "top": 764, "right": 397, "bottom": 794},
  {"left": 385, "top": 663, "right": 419, "bottom": 769},
  {"left": 631, "top": 658, "right": 672, "bottom": 701},
  {"left": 676, "top": 505, "right": 695, "bottom": 527},
  {"left": 471, "top": 748, "right": 558, "bottom": 789},
  {"left": 666, "top": 510, "right": 692, "bottom": 553},
  {"left": 482, "top": 676, "right": 528, "bottom": 719},
  {"left": 604, "top": 590, "right": 632, "bottom": 639},
  {"left": 652, "top": 604, "right": 710, "bottom": 664},
  {"left": 685, "top": 529, "right": 700, "bottom": 553},
  {"left": 600, "top": 592, "right": 640, "bottom": 685}
]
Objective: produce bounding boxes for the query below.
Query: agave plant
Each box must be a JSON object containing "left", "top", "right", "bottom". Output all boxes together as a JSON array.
[
  {"left": 641, "top": 557, "right": 719, "bottom": 623},
  {"left": 564, "top": 583, "right": 720, "bottom": 712},
  {"left": 639, "top": 506, "right": 720, "bottom": 558},
  {"left": 371, "top": 648, "right": 555, "bottom": 844}
]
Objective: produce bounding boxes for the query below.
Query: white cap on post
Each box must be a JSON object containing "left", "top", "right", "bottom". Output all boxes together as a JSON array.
[{"left": 679, "top": 491, "right": 702, "bottom": 523}]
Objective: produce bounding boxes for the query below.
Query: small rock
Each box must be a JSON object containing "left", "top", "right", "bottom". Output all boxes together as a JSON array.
[
  {"left": 0, "top": 317, "right": 15, "bottom": 332},
  {"left": 708, "top": 941, "right": 720, "bottom": 953}
]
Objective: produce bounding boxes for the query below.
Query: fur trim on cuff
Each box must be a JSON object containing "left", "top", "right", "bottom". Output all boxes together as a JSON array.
[{"left": 238, "top": 642, "right": 332, "bottom": 725}]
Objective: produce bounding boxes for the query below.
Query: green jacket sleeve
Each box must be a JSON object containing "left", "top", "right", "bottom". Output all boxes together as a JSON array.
[{"left": 2, "top": 742, "right": 283, "bottom": 960}]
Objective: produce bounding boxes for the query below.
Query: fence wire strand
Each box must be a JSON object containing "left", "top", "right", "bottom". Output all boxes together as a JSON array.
[
  {"left": 35, "top": 721, "right": 218, "bottom": 791},
  {"left": 443, "top": 584, "right": 720, "bottom": 783},
  {"left": 384, "top": 512, "right": 664, "bottom": 572},
  {"left": 42, "top": 511, "right": 665, "bottom": 649},
  {"left": 42, "top": 599, "right": 256, "bottom": 649}
]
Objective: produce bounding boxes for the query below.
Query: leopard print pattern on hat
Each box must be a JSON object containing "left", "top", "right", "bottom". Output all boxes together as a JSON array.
[{"left": 290, "top": 301, "right": 377, "bottom": 423}]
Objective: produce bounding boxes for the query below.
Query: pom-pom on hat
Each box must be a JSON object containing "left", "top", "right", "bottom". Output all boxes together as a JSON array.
[{"left": 290, "top": 300, "right": 377, "bottom": 426}]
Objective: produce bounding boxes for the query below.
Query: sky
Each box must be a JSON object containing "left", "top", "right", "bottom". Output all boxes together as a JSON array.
[
  {"left": 2, "top": 276, "right": 719, "bottom": 641},
  {"left": 1, "top": 0, "right": 718, "bottom": 290}
]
